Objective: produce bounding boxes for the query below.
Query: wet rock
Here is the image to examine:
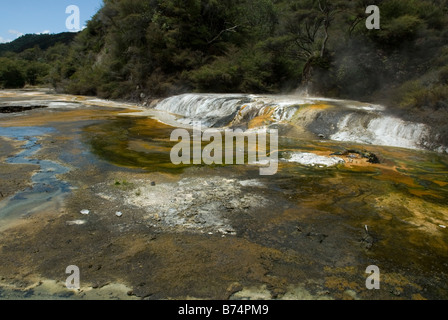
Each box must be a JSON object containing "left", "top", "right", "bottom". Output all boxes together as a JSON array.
[
  {"left": 331, "top": 149, "right": 380, "bottom": 164},
  {"left": 364, "top": 152, "right": 380, "bottom": 164},
  {"left": 0, "top": 105, "right": 47, "bottom": 113},
  {"left": 362, "top": 236, "right": 374, "bottom": 249},
  {"left": 306, "top": 232, "right": 328, "bottom": 243},
  {"left": 391, "top": 288, "right": 402, "bottom": 296},
  {"left": 361, "top": 228, "right": 375, "bottom": 249}
]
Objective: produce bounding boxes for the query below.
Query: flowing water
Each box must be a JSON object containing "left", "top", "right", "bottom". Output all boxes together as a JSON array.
[
  {"left": 154, "top": 93, "right": 446, "bottom": 151},
  {"left": 0, "top": 90, "right": 447, "bottom": 300},
  {"left": 0, "top": 127, "right": 70, "bottom": 227}
]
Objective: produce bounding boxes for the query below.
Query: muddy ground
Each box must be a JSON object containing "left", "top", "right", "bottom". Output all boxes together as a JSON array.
[{"left": 0, "top": 90, "right": 447, "bottom": 300}]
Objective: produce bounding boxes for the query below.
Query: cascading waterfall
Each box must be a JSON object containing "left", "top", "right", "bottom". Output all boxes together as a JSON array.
[
  {"left": 154, "top": 93, "right": 446, "bottom": 153},
  {"left": 330, "top": 113, "right": 431, "bottom": 150},
  {"left": 154, "top": 93, "right": 310, "bottom": 127},
  {"left": 154, "top": 94, "right": 251, "bottom": 127}
]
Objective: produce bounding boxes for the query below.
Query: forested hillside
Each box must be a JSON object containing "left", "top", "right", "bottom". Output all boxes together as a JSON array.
[
  {"left": 1, "top": 0, "right": 447, "bottom": 133},
  {"left": 0, "top": 32, "right": 77, "bottom": 55},
  {"left": 0, "top": 32, "right": 77, "bottom": 88}
]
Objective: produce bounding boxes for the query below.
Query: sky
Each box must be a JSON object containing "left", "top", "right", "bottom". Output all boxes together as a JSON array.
[{"left": 0, "top": 0, "right": 104, "bottom": 43}]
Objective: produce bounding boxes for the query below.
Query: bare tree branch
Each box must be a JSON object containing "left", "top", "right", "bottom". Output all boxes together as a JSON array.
[
  {"left": 349, "top": 16, "right": 363, "bottom": 36},
  {"left": 207, "top": 25, "right": 239, "bottom": 45}
]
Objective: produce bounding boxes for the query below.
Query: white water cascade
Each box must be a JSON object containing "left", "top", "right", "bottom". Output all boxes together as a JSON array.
[
  {"left": 330, "top": 113, "right": 431, "bottom": 150},
  {"left": 153, "top": 93, "right": 446, "bottom": 152},
  {"left": 154, "top": 94, "right": 249, "bottom": 127},
  {"left": 154, "top": 93, "right": 311, "bottom": 127}
]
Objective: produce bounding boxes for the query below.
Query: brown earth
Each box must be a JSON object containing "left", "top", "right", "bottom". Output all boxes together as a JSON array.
[{"left": 0, "top": 90, "right": 447, "bottom": 300}]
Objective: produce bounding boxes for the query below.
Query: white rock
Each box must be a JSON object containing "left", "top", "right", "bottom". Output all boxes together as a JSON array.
[
  {"left": 116, "top": 212, "right": 123, "bottom": 217},
  {"left": 283, "top": 152, "right": 345, "bottom": 167},
  {"left": 238, "top": 180, "right": 265, "bottom": 188},
  {"left": 80, "top": 209, "right": 90, "bottom": 215},
  {"left": 66, "top": 220, "right": 87, "bottom": 226},
  {"left": 439, "top": 225, "right": 446, "bottom": 229}
]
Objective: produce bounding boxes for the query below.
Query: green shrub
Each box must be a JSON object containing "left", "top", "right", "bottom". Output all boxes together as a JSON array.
[
  {"left": 376, "top": 15, "right": 423, "bottom": 45},
  {"left": 394, "top": 79, "right": 448, "bottom": 112},
  {"left": 24, "top": 61, "right": 50, "bottom": 86},
  {"left": 0, "top": 58, "right": 26, "bottom": 88}
]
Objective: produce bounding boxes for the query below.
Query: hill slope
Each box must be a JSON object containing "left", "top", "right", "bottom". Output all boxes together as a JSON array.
[{"left": 0, "top": 32, "right": 78, "bottom": 54}]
